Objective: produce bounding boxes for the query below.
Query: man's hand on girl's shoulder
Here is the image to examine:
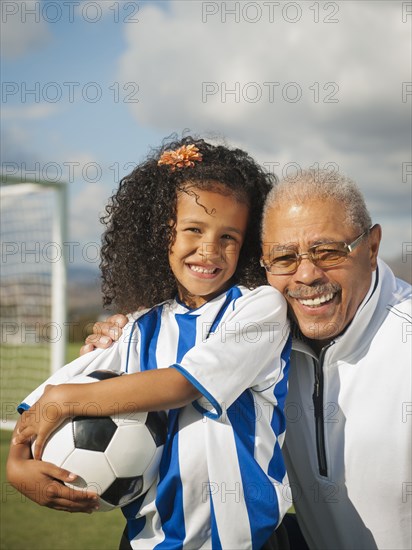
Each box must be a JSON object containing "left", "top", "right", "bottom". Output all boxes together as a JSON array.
[{"left": 80, "top": 314, "right": 128, "bottom": 355}]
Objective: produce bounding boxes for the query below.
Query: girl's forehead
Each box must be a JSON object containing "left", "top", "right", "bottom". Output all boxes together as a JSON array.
[
  {"left": 179, "top": 181, "right": 249, "bottom": 206},
  {"left": 176, "top": 187, "right": 249, "bottom": 220}
]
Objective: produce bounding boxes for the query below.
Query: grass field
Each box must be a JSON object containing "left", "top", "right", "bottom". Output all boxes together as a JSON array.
[
  {"left": 0, "top": 342, "right": 125, "bottom": 550},
  {"left": 0, "top": 430, "right": 125, "bottom": 550}
]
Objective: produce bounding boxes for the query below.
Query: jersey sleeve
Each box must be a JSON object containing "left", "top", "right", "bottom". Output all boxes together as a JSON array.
[
  {"left": 17, "top": 319, "right": 139, "bottom": 413},
  {"left": 171, "top": 286, "right": 289, "bottom": 418}
]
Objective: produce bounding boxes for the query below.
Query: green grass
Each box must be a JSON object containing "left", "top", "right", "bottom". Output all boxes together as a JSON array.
[
  {"left": 67, "top": 342, "right": 87, "bottom": 362},
  {"left": 0, "top": 431, "right": 125, "bottom": 550},
  {"left": 1, "top": 343, "right": 85, "bottom": 425},
  {"left": 0, "top": 343, "right": 125, "bottom": 550}
]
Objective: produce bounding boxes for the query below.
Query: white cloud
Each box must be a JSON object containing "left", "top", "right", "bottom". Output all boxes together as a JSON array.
[
  {"left": 115, "top": 0, "right": 411, "bottom": 260},
  {"left": 118, "top": 2, "right": 409, "bottom": 145},
  {"left": 67, "top": 154, "right": 114, "bottom": 250},
  {"left": 0, "top": 1, "right": 52, "bottom": 59},
  {"left": 2, "top": 104, "right": 61, "bottom": 120}
]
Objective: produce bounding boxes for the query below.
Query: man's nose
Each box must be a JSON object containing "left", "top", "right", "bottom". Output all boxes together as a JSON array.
[{"left": 292, "top": 255, "right": 327, "bottom": 285}]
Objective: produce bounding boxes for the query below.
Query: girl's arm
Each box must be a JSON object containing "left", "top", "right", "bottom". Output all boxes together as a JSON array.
[
  {"left": 7, "top": 419, "right": 99, "bottom": 512},
  {"left": 14, "top": 368, "right": 201, "bottom": 459}
]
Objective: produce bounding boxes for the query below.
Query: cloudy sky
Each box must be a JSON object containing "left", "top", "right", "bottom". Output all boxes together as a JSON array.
[{"left": 1, "top": 0, "right": 411, "bottom": 269}]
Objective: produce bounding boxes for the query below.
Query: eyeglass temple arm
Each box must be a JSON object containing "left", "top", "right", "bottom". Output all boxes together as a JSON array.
[{"left": 347, "top": 225, "right": 374, "bottom": 252}]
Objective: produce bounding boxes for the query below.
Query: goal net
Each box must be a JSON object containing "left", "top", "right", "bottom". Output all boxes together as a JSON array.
[{"left": 1, "top": 179, "right": 67, "bottom": 429}]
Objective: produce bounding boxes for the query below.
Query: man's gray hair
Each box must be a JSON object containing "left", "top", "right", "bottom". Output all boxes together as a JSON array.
[{"left": 262, "top": 168, "right": 372, "bottom": 234}]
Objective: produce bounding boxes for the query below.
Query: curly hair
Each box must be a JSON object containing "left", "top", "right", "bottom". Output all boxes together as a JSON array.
[{"left": 100, "top": 135, "right": 276, "bottom": 312}]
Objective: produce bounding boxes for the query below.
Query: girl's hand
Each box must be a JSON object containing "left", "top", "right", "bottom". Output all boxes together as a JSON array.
[
  {"left": 8, "top": 456, "right": 99, "bottom": 512},
  {"left": 80, "top": 314, "right": 128, "bottom": 355},
  {"left": 13, "top": 385, "right": 69, "bottom": 460},
  {"left": 7, "top": 421, "right": 99, "bottom": 513}
]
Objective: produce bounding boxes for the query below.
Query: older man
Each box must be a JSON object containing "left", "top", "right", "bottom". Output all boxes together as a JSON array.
[
  {"left": 259, "top": 170, "right": 411, "bottom": 549},
  {"left": 85, "top": 170, "right": 411, "bottom": 549}
]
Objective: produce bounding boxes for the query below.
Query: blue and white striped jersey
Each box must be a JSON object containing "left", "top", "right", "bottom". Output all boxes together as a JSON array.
[{"left": 21, "top": 285, "right": 292, "bottom": 549}]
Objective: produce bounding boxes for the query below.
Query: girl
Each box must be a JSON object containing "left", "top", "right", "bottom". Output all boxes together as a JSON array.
[{"left": 8, "top": 137, "right": 291, "bottom": 550}]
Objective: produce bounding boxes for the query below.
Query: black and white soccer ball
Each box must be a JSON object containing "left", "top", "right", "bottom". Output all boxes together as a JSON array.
[{"left": 36, "top": 370, "right": 167, "bottom": 512}]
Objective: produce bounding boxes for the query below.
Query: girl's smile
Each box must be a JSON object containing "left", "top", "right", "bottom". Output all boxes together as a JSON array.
[
  {"left": 187, "top": 263, "right": 221, "bottom": 277},
  {"left": 169, "top": 185, "right": 249, "bottom": 309}
]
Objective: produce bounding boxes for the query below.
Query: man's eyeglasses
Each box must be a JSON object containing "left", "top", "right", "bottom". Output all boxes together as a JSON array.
[{"left": 260, "top": 226, "right": 373, "bottom": 275}]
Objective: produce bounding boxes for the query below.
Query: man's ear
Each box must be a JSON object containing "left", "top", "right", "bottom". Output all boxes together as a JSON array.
[{"left": 369, "top": 224, "right": 382, "bottom": 271}]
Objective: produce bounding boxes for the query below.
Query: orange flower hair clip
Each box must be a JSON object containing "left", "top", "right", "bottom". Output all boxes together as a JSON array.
[{"left": 158, "top": 144, "right": 203, "bottom": 171}]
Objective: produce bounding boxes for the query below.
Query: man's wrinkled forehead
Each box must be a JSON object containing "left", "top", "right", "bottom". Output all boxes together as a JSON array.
[
  {"left": 263, "top": 197, "right": 346, "bottom": 230},
  {"left": 262, "top": 198, "right": 357, "bottom": 252}
]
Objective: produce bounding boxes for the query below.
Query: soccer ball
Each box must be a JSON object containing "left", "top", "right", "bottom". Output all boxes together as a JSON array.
[{"left": 36, "top": 370, "right": 167, "bottom": 511}]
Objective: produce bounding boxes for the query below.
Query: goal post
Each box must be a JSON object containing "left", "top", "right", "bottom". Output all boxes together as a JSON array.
[{"left": 1, "top": 177, "right": 68, "bottom": 429}]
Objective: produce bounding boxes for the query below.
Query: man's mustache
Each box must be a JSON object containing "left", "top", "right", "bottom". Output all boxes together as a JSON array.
[{"left": 286, "top": 282, "right": 341, "bottom": 299}]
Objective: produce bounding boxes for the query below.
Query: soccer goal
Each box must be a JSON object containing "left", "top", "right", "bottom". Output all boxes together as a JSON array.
[{"left": 1, "top": 177, "right": 68, "bottom": 429}]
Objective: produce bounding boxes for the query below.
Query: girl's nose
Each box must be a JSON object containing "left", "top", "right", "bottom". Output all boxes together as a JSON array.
[{"left": 199, "top": 239, "right": 221, "bottom": 262}]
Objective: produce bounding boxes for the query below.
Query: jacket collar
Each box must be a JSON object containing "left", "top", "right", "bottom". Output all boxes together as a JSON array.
[{"left": 291, "top": 259, "right": 389, "bottom": 362}]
